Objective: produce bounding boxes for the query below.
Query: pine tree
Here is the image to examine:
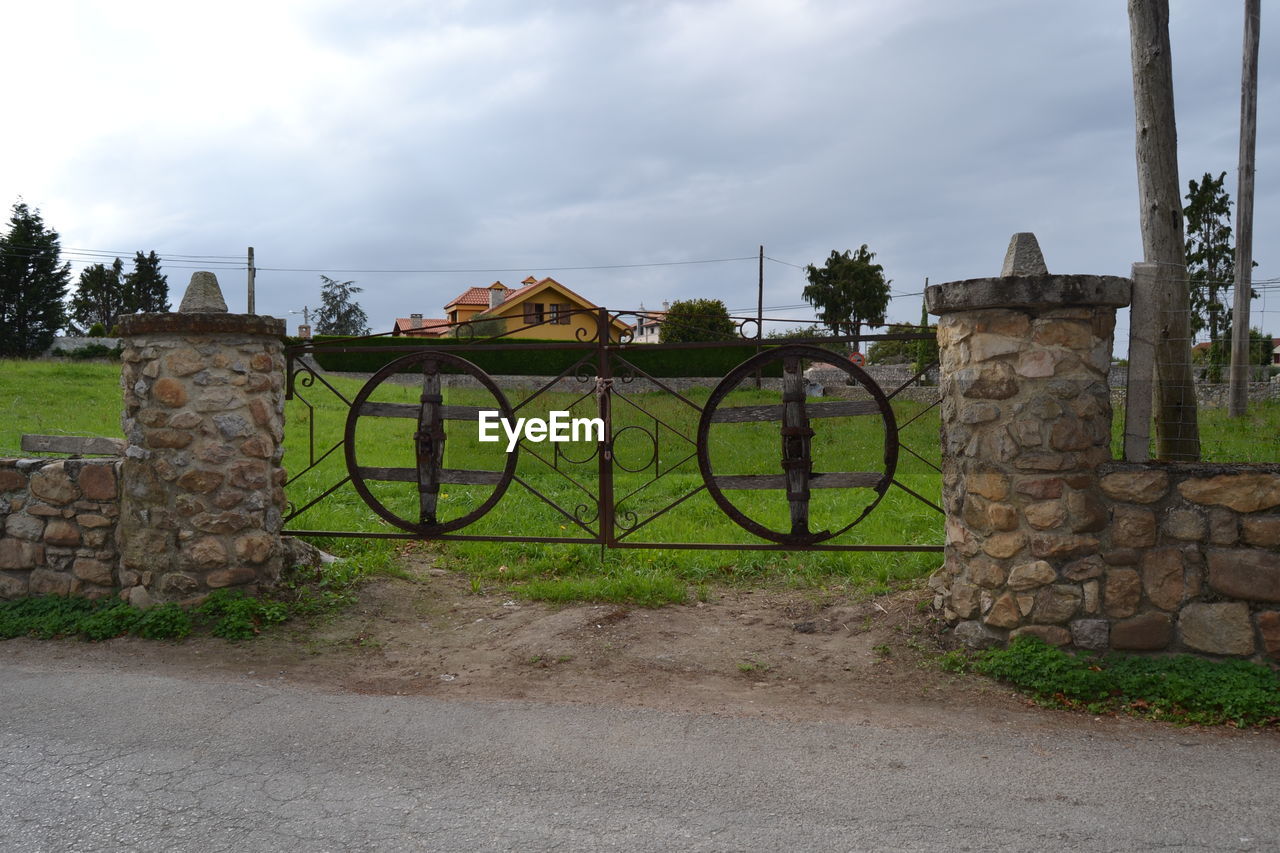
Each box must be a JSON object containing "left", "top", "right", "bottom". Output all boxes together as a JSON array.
[
  {"left": 0, "top": 201, "right": 71, "bottom": 356},
  {"left": 68, "top": 258, "right": 126, "bottom": 332},
  {"left": 123, "top": 250, "right": 169, "bottom": 314},
  {"left": 314, "top": 275, "right": 370, "bottom": 336}
]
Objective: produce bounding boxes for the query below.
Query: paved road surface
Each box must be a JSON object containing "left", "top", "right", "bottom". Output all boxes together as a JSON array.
[{"left": 1, "top": 658, "right": 1276, "bottom": 851}]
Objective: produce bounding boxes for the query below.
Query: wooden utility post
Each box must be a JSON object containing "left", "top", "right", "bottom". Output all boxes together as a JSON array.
[
  {"left": 1128, "top": 0, "right": 1201, "bottom": 460},
  {"left": 1228, "top": 0, "right": 1261, "bottom": 417},
  {"left": 247, "top": 247, "right": 256, "bottom": 315},
  {"left": 755, "top": 245, "right": 764, "bottom": 388}
]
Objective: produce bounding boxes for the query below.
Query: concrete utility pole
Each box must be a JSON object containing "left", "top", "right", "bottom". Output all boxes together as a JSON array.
[
  {"left": 1128, "top": 0, "right": 1201, "bottom": 460},
  {"left": 1228, "top": 0, "right": 1261, "bottom": 417}
]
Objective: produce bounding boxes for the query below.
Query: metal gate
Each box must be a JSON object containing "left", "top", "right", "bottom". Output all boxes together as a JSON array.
[{"left": 282, "top": 308, "right": 942, "bottom": 553}]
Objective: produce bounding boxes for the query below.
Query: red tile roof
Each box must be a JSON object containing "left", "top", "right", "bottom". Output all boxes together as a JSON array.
[
  {"left": 393, "top": 316, "right": 451, "bottom": 336},
  {"left": 444, "top": 287, "right": 495, "bottom": 308}
]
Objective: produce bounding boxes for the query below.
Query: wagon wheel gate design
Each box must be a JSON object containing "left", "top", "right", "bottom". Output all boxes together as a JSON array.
[{"left": 282, "top": 308, "right": 943, "bottom": 554}]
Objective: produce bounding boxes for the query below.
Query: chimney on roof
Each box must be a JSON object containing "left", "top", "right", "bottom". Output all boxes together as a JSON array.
[
  {"left": 410, "top": 313, "right": 423, "bottom": 319},
  {"left": 488, "top": 282, "right": 507, "bottom": 309}
]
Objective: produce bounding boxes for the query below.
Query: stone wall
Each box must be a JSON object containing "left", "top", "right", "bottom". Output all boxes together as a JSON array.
[
  {"left": 1093, "top": 463, "right": 1280, "bottom": 657},
  {"left": 0, "top": 458, "right": 121, "bottom": 600},
  {"left": 927, "top": 236, "right": 1280, "bottom": 662}
]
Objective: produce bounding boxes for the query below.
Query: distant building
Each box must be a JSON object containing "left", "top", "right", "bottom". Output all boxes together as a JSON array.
[
  {"left": 633, "top": 302, "right": 668, "bottom": 344},
  {"left": 395, "top": 276, "right": 632, "bottom": 341}
]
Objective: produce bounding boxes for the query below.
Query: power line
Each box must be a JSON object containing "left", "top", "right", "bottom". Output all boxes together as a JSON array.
[{"left": 255, "top": 256, "right": 758, "bottom": 275}]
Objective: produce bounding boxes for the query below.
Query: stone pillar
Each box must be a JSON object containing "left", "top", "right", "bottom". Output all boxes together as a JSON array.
[
  {"left": 926, "top": 234, "right": 1131, "bottom": 649},
  {"left": 116, "top": 273, "right": 286, "bottom": 603}
]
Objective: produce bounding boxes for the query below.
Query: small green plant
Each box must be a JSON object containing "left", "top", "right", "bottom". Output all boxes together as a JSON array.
[
  {"left": 737, "top": 659, "right": 769, "bottom": 674},
  {"left": 936, "top": 649, "right": 972, "bottom": 674},
  {"left": 195, "top": 589, "right": 289, "bottom": 640},
  {"left": 975, "top": 636, "right": 1280, "bottom": 727},
  {"left": 133, "top": 603, "right": 192, "bottom": 639},
  {"left": 872, "top": 643, "right": 892, "bottom": 657}
]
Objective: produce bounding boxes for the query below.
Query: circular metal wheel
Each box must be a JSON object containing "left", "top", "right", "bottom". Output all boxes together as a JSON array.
[
  {"left": 696, "top": 345, "right": 898, "bottom": 545},
  {"left": 344, "top": 351, "right": 517, "bottom": 536}
]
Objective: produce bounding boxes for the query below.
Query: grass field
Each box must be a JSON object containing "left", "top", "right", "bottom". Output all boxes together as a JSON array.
[{"left": 5, "top": 357, "right": 1279, "bottom": 605}]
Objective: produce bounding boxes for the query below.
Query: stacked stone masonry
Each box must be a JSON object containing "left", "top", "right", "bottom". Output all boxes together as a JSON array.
[
  {"left": 117, "top": 322, "right": 287, "bottom": 603},
  {"left": 0, "top": 458, "right": 122, "bottom": 600},
  {"left": 928, "top": 260, "right": 1280, "bottom": 663}
]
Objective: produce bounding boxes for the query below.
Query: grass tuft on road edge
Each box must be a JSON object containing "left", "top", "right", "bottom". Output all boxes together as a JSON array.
[{"left": 941, "top": 636, "right": 1280, "bottom": 728}]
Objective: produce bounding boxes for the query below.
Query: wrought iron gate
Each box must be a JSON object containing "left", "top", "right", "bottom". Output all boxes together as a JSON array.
[{"left": 283, "top": 308, "right": 942, "bottom": 553}]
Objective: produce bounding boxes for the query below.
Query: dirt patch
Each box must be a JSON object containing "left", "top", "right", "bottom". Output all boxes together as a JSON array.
[{"left": 3, "top": 554, "right": 1056, "bottom": 726}]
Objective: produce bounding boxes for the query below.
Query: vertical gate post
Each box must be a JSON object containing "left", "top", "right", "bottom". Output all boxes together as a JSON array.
[
  {"left": 116, "top": 273, "right": 287, "bottom": 603},
  {"left": 926, "top": 235, "right": 1131, "bottom": 648}
]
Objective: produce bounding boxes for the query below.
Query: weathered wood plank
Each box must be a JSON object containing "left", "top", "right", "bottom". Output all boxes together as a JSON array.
[
  {"left": 712, "top": 472, "right": 882, "bottom": 490},
  {"left": 20, "top": 434, "right": 125, "bottom": 456},
  {"left": 359, "top": 401, "right": 487, "bottom": 421},
  {"left": 358, "top": 466, "right": 504, "bottom": 486},
  {"left": 709, "top": 400, "right": 880, "bottom": 423}
]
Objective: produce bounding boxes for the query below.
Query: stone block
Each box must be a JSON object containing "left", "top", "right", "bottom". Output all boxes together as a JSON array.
[
  {"left": 968, "top": 557, "right": 1006, "bottom": 589},
  {"left": 1242, "top": 516, "right": 1280, "bottom": 547},
  {"left": 42, "top": 519, "right": 80, "bottom": 547},
  {"left": 177, "top": 470, "right": 225, "bottom": 494},
  {"left": 967, "top": 471, "right": 1011, "bottom": 501},
  {"left": 72, "top": 557, "right": 114, "bottom": 586},
  {"left": 1063, "top": 555, "right": 1104, "bottom": 581},
  {"left": 1011, "top": 625, "right": 1071, "bottom": 646},
  {"left": 0, "top": 469, "right": 26, "bottom": 492},
  {"left": 151, "top": 377, "right": 188, "bottom": 408},
  {"left": 1081, "top": 580, "right": 1099, "bottom": 614},
  {"left": 1100, "top": 470, "right": 1169, "bottom": 504},
  {"left": 1066, "top": 491, "right": 1108, "bottom": 534},
  {"left": 0, "top": 537, "right": 46, "bottom": 571},
  {"left": 1207, "top": 549, "right": 1280, "bottom": 602},
  {"left": 5, "top": 512, "right": 45, "bottom": 541},
  {"left": 159, "top": 572, "right": 199, "bottom": 595},
  {"left": 1206, "top": 508, "right": 1238, "bottom": 545},
  {"left": 1006, "top": 560, "right": 1056, "bottom": 591},
  {"left": 1070, "top": 618, "right": 1109, "bottom": 651},
  {"left": 1257, "top": 611, "right": 1280, "bottom": 658},
  {"left": 1028, "top": 534, "right": 1097, "bottom": 560},
  {"left": 967, "top": 333, "right": 1023, "bottom": 362},
  {"left": 1015, "top": 477, "right": 1063, "bottom": 500},
  {"left": 206, "top": 566, "right": 258, "bottom": 588},
  {"left": 1112, "top": 506, "right": 1156, "bottom": 548},
  {"left": 1025, "top": 500, "right": 1068, "bottom": 530},
  {"left": 121, "top": 529, "right": 172, "bottom": 571},
  {"left": 1141, "top": 548, "right": 1184, "bottom": 611},
  {"left": 183, "top": 537, "right": 227, "bottom": 570},
  {"left": 145, "top": 428, "right": 194, "bottom": 449},
  {"left": 983, "top": 592, "right": 1022, "bottom": 629},
  {"left": 29, "top": 463, "right": 80, "bottom": 505},
  {"left": 1179, "top": 602, "right": 1254, "bottom": 656},
  {"left": 953, "top": 620, "right": 1005, "bottom": 650},
  {"left": 961, "top": 362, "right": 1019, "bottom": 400},
  {"left": 982, "top": 532, "right": 1026, "bottom": 560},
  {"left": 28, "top": 568, "right": 71, "bottom": 597},
  {"left": 1162, "top": 509, "right": 1206, "bottom": 541},
  {"left": 1178, "top": 474, "right": 1280, "bottom": 513},
  {"left": 1032, "top": 585, "right": 1081, "bottom": 625},
  {"left": 1111, "top": 612, "right": 1172, "bottom": 650},
  {"left": 1104, "top": 569, "right": 1141, "bottom": 618},
  {"left": 234, "top": 531, "right": 276, "bottom": 565},
  {"left": 76, "top": 464, "right": 118, "bottom": 500}
]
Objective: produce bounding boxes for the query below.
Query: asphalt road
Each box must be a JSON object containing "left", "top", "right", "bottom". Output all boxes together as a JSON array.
[{"left": 1, "top": 659, "right": 1277, "bottom": 852}]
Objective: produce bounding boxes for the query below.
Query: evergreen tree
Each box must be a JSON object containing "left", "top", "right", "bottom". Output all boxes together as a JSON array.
[
  {"left": 123, "top": 250, "right": 169, "bottom": 314},
  {"left": 802, "top": 245, "right": 891, "bottom": 340},
  {"left": 69, "top": 258, "right": 125, "bottom": 332},
  {"left": 0, "top": 201, "right": 71, "bottom": 356},
  {"left": 658, "top": 298, "right": 736, "bottom": 343},
  {"left": 314, "top": 274, "right": 370, "bottom": 336}
]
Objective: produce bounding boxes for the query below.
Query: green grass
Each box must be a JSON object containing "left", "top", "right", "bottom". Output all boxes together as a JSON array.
[
  {"left": 282, "top": 364, "right": 947, "bottom": 602},
  {"left": 946, "top": 636, "right": 1280, "bottom": 727}
]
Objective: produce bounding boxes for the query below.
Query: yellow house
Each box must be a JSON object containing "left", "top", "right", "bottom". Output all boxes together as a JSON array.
[{"left": 441, "top": 276, "right": 632, "bottom": 341}]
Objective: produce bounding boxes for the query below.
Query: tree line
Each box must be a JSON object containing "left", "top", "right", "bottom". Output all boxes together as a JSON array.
[{"left": 0, "top": 200, "right": 169, "bottom": 357}]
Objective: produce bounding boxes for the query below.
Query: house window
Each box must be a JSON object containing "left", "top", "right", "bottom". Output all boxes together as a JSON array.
[
  {"left": 524, "top": 303, "right": 545, "bottom": 325},
  {"left": 549, "top": 303, "right": 572, "bottom": 325}
]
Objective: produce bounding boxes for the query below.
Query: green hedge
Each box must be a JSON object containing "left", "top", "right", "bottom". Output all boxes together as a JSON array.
[{"left": 304, "top": 336, "right": 783, "bottom": 378}]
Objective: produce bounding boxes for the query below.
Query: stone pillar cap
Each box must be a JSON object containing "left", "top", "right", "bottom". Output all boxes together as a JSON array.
[
  {"left": 1001, "top": 232, "right": 1048, "bottom": 276},
  {"left": 178, "top": 271, "right": 229, "bottom": 313}
]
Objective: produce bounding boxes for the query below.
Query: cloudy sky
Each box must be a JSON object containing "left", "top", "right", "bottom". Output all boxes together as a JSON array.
[{"left": 2, "top": 0, "right": 1275, "bottom": 345}]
